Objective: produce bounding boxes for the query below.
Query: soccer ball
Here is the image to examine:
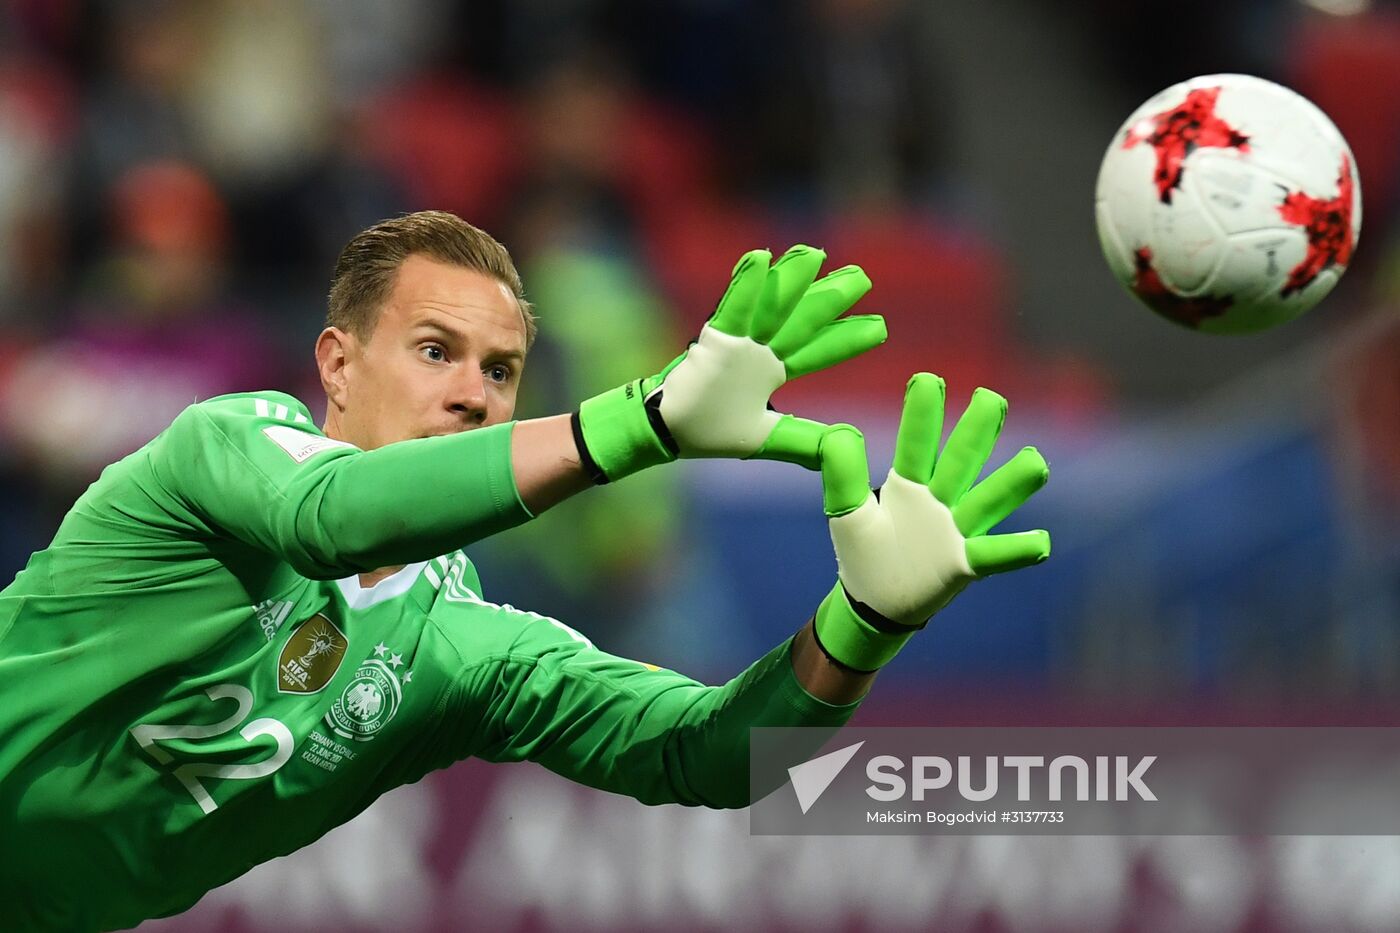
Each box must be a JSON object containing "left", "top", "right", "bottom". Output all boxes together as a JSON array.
[{"left": 1095, "top": 73, "right": 1361, "bottom": 333}]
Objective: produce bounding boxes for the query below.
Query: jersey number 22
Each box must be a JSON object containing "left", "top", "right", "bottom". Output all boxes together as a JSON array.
[{"left": 130, "top": 684, "right": 294, "bottom": 814}]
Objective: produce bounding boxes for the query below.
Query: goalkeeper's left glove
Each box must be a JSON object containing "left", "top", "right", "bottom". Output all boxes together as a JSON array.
[
  {"left": 573, "top": 245, "right": 885, "bottom": 483},
  {"left": 813, "top": 373, "right": 1051, "bottom": 672}
]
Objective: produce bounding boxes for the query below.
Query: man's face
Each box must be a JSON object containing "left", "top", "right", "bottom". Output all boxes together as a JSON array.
[{"left": 325, "top": 254, "right": 527, "bottom": 450}]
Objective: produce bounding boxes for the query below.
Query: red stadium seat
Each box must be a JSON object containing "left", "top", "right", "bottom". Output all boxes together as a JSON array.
[
  {"left": 613, "top": 101, "right": 716, "bottom": 233},
  {"left": 807, "top": 214, "right": 1015, "bottom": 405},
  {"left": 360, "top": 75, "right": 520, "bottom": 224},
  {"left": 1289, "top": 11, "right": 1400, "bottom": 222}
]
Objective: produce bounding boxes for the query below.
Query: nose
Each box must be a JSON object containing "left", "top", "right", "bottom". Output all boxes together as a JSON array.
[{"left": 447, "top": 366, "right": 489, "bottom": 425}]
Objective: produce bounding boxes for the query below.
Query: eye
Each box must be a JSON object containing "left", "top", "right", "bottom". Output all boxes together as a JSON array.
[
  {"left": 486, "top": 364, "right": 512, "bottom": 384},
  {"left": 420, "top": 343, "right": 447, "bottom": 363}
]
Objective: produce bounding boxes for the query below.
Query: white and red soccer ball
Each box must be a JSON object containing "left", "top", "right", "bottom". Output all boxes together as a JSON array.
[{"left": 1095, "top": 73, "right": 1361, "bottom": 333}]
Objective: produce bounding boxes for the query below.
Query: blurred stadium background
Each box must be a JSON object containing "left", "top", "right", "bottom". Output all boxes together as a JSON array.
[{"left": 3, "top": 0, "right": 1400, "bottom": 929}]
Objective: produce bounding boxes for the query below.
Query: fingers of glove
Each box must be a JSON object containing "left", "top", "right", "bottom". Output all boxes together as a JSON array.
[
  {"left": 965, "top": 530, "right": 1051, "bottom": 576},
  {"left": 953, "top": 446, "right": 1049, "bottom": 537},
  {"left": 751, "top": 245, "right": 826, "bottom": 344},
  {"left": 751, "top": 414, "right": 827, "bottom": 471},
  {"left": 769, "top": 265, "right": 873, "bottom": 358},
  {"left": 891, "top": 373, "right": 946, "bottom": 485},
  {"left": 820, "top": 424, "right": 871, "bottom": 517},
  {"left": 929, "top": 387, "right": 1007, "bottom": 506},
  {"left": 708, "top": 249, "right": 772, "bottom": 337},
  {"left": 782, "top": 315, "right": 888, "bottom": 380}
]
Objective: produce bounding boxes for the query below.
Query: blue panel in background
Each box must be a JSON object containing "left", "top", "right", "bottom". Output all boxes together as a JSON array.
[{"left": 697, "top": 422, "right": 1344, "bottom": 692}]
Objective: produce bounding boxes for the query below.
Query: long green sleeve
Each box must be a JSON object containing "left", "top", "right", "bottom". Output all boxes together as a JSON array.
[
  {"left": 144, "top": 391, "right": 533, "bottom": 578},
  {"left": 430, "top": 600, "right": 863, "bottom": 809}
]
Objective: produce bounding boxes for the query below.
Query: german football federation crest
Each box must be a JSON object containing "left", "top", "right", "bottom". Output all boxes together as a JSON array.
[
  {"left": 277, "top": 614, "right": 348, "bottom": 694},
  {"left": 325, "top": 655, "right": 404, "bottom": 741}
]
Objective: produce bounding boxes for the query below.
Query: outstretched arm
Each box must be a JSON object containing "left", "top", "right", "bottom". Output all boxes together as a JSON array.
[
  {"left": 148, "top": 392, "right": 537, "bottom": 579},
  {"left": 458, "top": 377, "right": 1051, "bottom": 809},
  {"left": 460, "top": 607, "right": 865, "bottom": 810},
  {"left": 150, "top": 247, "right": 883, "bottom": 575}
]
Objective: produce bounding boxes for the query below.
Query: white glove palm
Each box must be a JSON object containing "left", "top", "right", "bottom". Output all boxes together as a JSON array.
[{"left": 814, "top": 374, "right": 1051, "bottom": 671}]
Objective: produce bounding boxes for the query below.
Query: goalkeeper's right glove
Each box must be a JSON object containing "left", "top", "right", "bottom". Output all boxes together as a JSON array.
[
  {"left": 813, "top": 373, "right": 1051, "bottom": 672},
  {"left": 574, "top": 245, "right": 885, "bottom": 483}
]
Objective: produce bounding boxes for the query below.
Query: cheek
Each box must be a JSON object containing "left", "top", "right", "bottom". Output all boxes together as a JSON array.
[
  {"left": 362, "top": 368, "right": 401, "bottom": 413},
  {"left": 359, "top": 359, "right": 425, "bottom": 417},
  {"left": 488, "top": 382, "right": 519, "bottom": 419}
]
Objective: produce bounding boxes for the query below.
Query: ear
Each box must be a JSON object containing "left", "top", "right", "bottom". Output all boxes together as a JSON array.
[{"left": 315, "top": 327, "right": 355, "bottom": 411}]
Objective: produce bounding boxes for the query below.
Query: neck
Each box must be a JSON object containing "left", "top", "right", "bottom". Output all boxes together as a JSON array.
[{"left": 321, "top": 403, "right": 346, "bottom": 444}]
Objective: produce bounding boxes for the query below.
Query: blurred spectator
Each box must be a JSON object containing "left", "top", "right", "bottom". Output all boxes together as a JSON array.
[
  {"left": 607, "top": 0, "right": 787, "bottom": 126},
  {"left": 742, "top": 0, "right": 953, "bottom": 215},
  {"left": 0, "top": 160, "right": 285, "bottom": 492},
  {"left": 307, "top": 0, "right": 449, "bottom": 108},
  {"left": 182, "top": 0, "right": 331, "bottom": 186},
  {"left": 69, "top": 0, "right": 206, "bottom": 259},
  {"left": 0, "top": 52, "right": 73, "bottom": 322},
  {"left": 67, "top": 0, "right": 368, "bottom": 320},
  {"left": 180, "top": 0, "right": 346, "bottom": 319},
  {"left": 497, "top": 49, "right": 714, "bottom": 251}
]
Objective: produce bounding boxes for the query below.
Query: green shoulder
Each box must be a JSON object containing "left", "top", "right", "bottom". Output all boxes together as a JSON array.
[
  {"left": 182, "top": 391, "right": 319, "bottom": 431},
  {"left": 157, "top": 391, "right": 355, "bottom": 468}
]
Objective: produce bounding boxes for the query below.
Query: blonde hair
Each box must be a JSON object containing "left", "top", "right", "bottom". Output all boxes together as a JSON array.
[{"left": 327, "top": 210, "right": 536, "bottom": 347}]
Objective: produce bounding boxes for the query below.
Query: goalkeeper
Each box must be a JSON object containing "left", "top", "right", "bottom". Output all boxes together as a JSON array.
[{"left": 0, "top": 211, "right": 1049, "bottom": 931}]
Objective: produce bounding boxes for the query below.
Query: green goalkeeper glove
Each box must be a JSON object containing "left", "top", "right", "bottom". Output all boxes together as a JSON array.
[
  {"left": 813, "top": 373, "right": 1051, "bottom": 672},
  {"left": 573, "top": 245, "right": 886, "bottom": 483}
]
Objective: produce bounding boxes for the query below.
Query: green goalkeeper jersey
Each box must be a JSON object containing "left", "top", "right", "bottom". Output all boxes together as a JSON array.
[{"left": 0, "top": 391, "right": 860, "bottom": 932}]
